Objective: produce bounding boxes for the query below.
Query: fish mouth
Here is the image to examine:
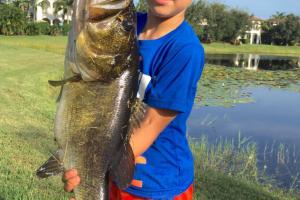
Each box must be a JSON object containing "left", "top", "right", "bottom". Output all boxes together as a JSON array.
[{"left": 88, "top": 0, "right": 131, "bottom": 21}]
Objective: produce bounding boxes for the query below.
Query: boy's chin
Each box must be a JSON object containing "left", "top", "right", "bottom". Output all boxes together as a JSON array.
[{"left": 149, "top": 7, "right": 180, "bottom": 18}]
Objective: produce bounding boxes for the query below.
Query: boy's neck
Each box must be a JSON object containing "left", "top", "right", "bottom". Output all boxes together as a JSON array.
[{"left": 139, "top": 11, "right": 185, "bottom": 40}]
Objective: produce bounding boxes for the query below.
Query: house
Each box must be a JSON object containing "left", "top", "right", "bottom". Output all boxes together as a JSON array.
[
  {"left": 198, "top": 15, "right": 264, "bottom": 45},
  {"left": 244, "top": 15, "right": 263, "bottom": 44},
  {"left": 34, "top": 0, "right": 72, "bottom": 25}
]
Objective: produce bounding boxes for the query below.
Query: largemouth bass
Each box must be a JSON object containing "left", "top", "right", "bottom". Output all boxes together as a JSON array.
[{"left": 36, "top": 0, "right": 143, "bottom": 199}]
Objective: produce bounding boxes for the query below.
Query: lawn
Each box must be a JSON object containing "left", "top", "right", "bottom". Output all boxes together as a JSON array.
[
  {"left": 0, "top": 40, "right": 69, "bottom": 200},
  {"left": 203, "top": 42, "right": 300, "bottom": 56},
  {"left": 0, "top": 36, "right": 299, "bottom": 199},
  {"left": 1, "top": 35, "right": 300, "bottom": 56}
]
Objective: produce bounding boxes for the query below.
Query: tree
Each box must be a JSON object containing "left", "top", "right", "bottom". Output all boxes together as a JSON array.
[
  {"left": 222, "top": 9, "right": 250, "bottom": 42},
  {"left": 271, "top": 12, "right": 286, "bottom": 22},
  {"left": 0, "top": 4, "right": 27, "bottom": 35},
  {"left": 13, "top": 0, "right": 34, "bottom": 20},
  {"left": 53, "top": 0, "right": 73, "bottom": 24},
  {"left": 263, "top": 13, "right": 300, "bottom": 45},
  {"left": 29, "top": 0, "right": 38, "bottom": 21},
  {"left": 185, "top": 0, "right": 207, "bottom": 38},
  {"left": 186, "top": 1, "right": 250, "bottom": 43},
  {"left": 38, "top": 0, "right": 50, "bottom": 12}
]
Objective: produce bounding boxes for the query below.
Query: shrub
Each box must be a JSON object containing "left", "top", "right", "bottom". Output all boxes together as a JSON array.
[
  {"left": 25, "top": 22, "right": 51, "bottom": 35},
  {"left": 49, "top": 24, "right": 61, "bottom": 36},
  {"left": 61, "top": 23, "right": 71, "bottom": 36},
  {"left": 0, "top": 4, "right": 27, "bottom": 35},
  {"left": 36, "top": 22, "right": 51, "bottom": 35},
  {"left": 25, "top": 23, "right": 39, "bottom": 35}
]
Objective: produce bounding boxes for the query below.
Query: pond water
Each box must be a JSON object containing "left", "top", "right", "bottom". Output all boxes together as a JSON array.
[
  {"left": 188, "top": 53, "right": 300, "bottom": 188},
  {"left": 206, "top": 53, "right": 300, "bottom": 71}
]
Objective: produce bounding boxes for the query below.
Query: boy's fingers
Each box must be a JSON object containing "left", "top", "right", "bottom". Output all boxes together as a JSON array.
[
  {"left": 63, "top": 169, "right": 78, "bottom": 181},
  {"left": 70, "top": 198, "right": 76, "bottom": 200},
  {"left": 64, "top": 176, "right": 81, "bottom": 192}
]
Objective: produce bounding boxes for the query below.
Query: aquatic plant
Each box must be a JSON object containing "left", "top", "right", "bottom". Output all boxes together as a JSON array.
[
  {"left": 197, "top": 64, "right": 300, "bottom": 107},
  {"left": 190, "top": 133, "right": 300, "bottom": 194}
]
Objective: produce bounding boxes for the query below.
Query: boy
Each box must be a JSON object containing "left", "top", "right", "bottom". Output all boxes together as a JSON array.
[{"left": 63, "top": 0, "right": 205, "bottom": 199}]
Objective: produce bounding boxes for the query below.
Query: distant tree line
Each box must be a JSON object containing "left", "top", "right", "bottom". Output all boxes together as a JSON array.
[
  {"left": 136, "top": 0, "right": 250, "bottom": 43},
  {"left": 0, "top": 0, "right": 72, "bottom": 35},
  {"left": 186, "top": 0, "right": 250, "bottom": 43},
  {"left": 136, "top": 0, "right": 300, "bottom": 46},
  {"left": 262, "top": 12, "right": 300, "bottom": 46},
  {"left": 1, "top": 0, "right": 300, "bottom": 45}
]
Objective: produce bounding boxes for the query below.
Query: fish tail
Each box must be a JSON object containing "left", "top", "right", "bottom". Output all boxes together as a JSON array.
[{"left": 36, "top": 150, "right": 64, "bottom": 178}]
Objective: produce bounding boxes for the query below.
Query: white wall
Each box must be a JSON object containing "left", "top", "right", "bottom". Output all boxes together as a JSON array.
[{"left": 35, "top": 0, "right": 72, "bottom": 25}]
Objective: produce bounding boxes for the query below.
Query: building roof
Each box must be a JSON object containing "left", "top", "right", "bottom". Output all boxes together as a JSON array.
[{"left": 250, "top": 15, "right": 264, "bottom": 21}]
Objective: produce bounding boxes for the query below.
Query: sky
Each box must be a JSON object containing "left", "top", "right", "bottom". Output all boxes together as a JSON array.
[{"left": 211, "top": 0, "right": 300, "bottom": 19}]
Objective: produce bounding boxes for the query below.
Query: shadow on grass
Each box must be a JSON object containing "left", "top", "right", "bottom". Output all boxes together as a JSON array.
[
  {"left": 15, "top": 125, "right": 56, "bottom": 155},
  {"left": 195, "top": 169, "right": 280, "bottom": 200}
]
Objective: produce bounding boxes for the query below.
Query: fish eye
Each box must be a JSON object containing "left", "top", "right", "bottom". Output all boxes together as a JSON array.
[{"left": 122, "top": 20, "right": 134, "bottom": 32}]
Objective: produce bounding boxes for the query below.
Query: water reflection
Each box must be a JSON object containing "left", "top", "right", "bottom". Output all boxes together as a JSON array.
[
  {"left": 189, "top": 86, "right": 300, "bottom": 189},
  {"left": 206, "top": 53, "right": 300, "bottom": 71}
]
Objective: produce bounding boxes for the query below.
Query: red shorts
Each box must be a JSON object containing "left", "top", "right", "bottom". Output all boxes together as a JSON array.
[{"left": 109, "top": 182, "right": 193, "bottom": 200}]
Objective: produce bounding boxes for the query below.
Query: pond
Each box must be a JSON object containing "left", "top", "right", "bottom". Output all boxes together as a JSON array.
[
  {"left": 205, "top": 53, "right": 300, "bottom": 71},
  {"left": 188, "top": 53, "right": 300, "bottom": 189}
]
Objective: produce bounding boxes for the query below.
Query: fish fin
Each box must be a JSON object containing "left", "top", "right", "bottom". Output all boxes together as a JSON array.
[
  {"left": 110, "top": 143, "right": 135, "bottom": 189},
  {"left": 48, "top": 79, "right": 67, "bottom": 87},
  {"left": 56, "top": 86, "right": 63, "bottom": 102},
  {"left": 128, "top": 99, "right": 147, "bottom": 135},
  {"left": 48, "top": 74, "right": 82, "bottom": 87},
  {"left": 36, "top": 150, "right": 64, "bottom": 178}
]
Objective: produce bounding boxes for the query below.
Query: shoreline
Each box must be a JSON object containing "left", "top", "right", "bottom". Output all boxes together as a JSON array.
[{"left": 203, "top": 42, "right": 300, "bottom": 57}]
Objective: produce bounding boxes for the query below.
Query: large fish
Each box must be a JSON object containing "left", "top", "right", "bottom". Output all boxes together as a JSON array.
[{"left": 36, "top": 0, "right": 144, "bottom": 199}]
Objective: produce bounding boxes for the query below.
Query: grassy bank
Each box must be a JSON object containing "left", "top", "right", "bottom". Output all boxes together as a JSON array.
[
  {"left": 191, "top": 137, "right": 300, "bottom": 200},
  {"left": 203, "top": 43, "right": 300, "bottom": 56},
  {"left": 195, "top": 169, "right": 300, "bottom": 200},
  {"left": 1, "top": 35, "right": 300, "bottom": 56},
  {"left": 0, "top": 35, "right": 66, "bottom": 55},
  {"left": 0, "top": 37, "right": 299, "bottom": 199}
]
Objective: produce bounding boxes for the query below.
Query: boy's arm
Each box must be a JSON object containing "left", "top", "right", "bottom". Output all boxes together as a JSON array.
[{"left": 129, "top": 106, "right": 177, "bottom": 157}]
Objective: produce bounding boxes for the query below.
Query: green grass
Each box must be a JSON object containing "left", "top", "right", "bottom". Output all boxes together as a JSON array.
[
  {"left": 191, "top": 136, "right": 300, "bottom": 200},
  {"left": 0, "top": 35, "right": 67, "bottom": 55},
  {"left": 1, "top": 35, "right": 300, "bottom": 56},
  {"left": 195, "top": 169, "right": 300, "bottom": 200},
  {"left": 203, "top": 43, "right": 300, "bottom": 56},
  {"left": 0, "top": 36, "right": 299, "bottom": 199},
  {"left": 0, "top": 39, "right": 69, "bottom": 200}
]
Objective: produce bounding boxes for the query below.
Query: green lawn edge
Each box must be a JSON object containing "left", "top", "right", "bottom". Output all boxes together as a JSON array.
[{"left": 1, "top": 35, "right": 300, "bottom": 56}]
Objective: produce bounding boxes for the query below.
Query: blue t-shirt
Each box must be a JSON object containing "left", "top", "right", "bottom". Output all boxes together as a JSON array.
[{"left": 125, "top": 13, "right": 205, "bottom": 199}]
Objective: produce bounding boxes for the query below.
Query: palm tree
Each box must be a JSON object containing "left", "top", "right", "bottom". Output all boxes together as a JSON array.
[
  {"left": 37, "top": 0, "right": 50, "bottom": 14},
  {"left": 271, "top": 12, "right": 286, "bottom": 24},
  {"left": 53, "top": 0, "right": 73, "bottom": 24},
  {"left": 27, "top": 0, "right": 37, "bottom": 21},
  {"left": 13, "top": 0, "right": 31, "bottom": 17}
]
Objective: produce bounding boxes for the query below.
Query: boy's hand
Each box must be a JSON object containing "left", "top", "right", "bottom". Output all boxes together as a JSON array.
[{"left": 62, "top": 169, "right": 80, "bottom": 199}]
